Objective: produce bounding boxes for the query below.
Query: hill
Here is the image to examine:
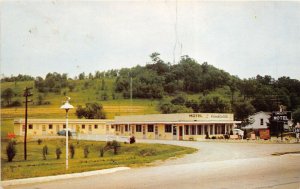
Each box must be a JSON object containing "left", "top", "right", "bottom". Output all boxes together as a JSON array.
[{"left": 2, "top": 53, "right": 300, "bottom": 137}]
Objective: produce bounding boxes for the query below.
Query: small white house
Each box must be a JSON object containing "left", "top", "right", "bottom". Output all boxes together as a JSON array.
[{"left": 243, "top": 111, "right": 271, "bottom": 130}]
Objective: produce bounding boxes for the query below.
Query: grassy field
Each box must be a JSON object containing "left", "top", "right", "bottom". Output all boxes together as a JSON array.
[
  {"left": 1, "top": 139, "right": 197, "bottom": 180},
  {"left": 1, "top": 79, "right": 160, "bottom": 138}
]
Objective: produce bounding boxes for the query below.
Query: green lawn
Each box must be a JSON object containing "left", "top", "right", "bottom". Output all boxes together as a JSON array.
[
  {"left": 1, "top": 79, "right": 160, "bottom": 138},
  {"left": 1, "top": 139, "right": 197, "bottom": 180}
]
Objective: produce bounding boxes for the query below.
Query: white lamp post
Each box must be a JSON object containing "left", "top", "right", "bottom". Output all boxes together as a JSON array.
[{"left": 60, "top": 97, "right": 74, "bottom": 170}]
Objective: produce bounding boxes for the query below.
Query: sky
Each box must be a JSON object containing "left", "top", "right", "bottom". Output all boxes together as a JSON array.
[{"left": 1, "top": 1, "right": 300, "bottom": 79}]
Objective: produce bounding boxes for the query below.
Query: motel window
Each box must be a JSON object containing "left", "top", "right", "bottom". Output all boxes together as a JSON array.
[
  {"left": 148, "top": 125, "right": 154, "bottom": 132},
  {"left": 94, "top": 125, "right": 98, "bottom": 129},
  {"left": 197, "top": 125, "right": 202, "bottom": 135},
  {"left": 191, "top": 125, "right": 196, "bottom": 135},
  {"left": 136, "top": 125, "right": 142, "bottom": 132},
  {"left": 63, "top": 124, "right": 66, "bottom": 129},
  {"left": 215, "top": 125, "right": 219, "bottom": 134},
  {"left": 185, "top": 125, "right": 189, "bottom": 135},
  {"left": 221, "top": 125, "right": 225, "bottom": 134},
  {"left": 165, "top": 124, "right": 172, "bottom": 133},
  {"left": 260, "top": 119, "right": 264, "bottom": 125},
  {"left": 29, "top": 124, "right": 33, "bottom": 129},
  {"left": 49, "top": 124, "right": 53, "bottom": 129},
  {"left": 111, "top": 125, "right": 115, "bottom": 129},
  {"left": 210, "top": 125, "right": 213, "bottom": 135},
  {"left": 82, "top": 124, "right": 85, "bottom": 129}
]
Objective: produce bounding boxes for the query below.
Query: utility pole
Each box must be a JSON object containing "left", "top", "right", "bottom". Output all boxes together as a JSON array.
[
  {"left": 23, "top": 87, "right": 33, "bottom": 160},
  {"left": 130, "top": 76, "right": 132, "bottom": 114}
]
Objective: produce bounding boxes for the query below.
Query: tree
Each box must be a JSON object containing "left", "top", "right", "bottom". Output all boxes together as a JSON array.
[
  {"left": 56, "top": 148, "right": 62, "bottom": 159},
  {"left": 6, "top": 141, "right": 16, "bottom": 162},
  {"left": 185, "top": 99, "right": 201, "bottom": 113},
  {"left": 42, "top": 145, "right": 48, "bottom": 160},
  {"left": 233, "top": 101, "right": 256, "bottom": 121},
  {"left": 37, "top": 94, "right": 44, "bottom": 105},
  {"left": 70, "top": 144, "right": 75, "bottom": 159},
  {"left": 101, "top": 78, "right": 106, "bottom": 90},
  {"left": 171, "top": 95, "right": 186, "bottom": 105},
  {"left": 68, "top": 82, "right": 75, "bottom": 92},
  {"left": 78, "top": 72, "right": 85, "bottom": 80},
  {"left": 84, "top": 146, "right": 89, "bottom": 158},
  {"left": 75, "top": 102, "right": 106, "bottom": 119},
  {"left": 159, "top": 101, "right": 193, "bottom": 114},
  {"left": 200, "top": 94, "right": 230, "bottom": 113},
  {"left": 1, "top": 88, "right": 14, "bottom": 106},
  {"left": 292, "top": 108, "right": 300, "bottom": 125},
  {"left": 233, "top": 101, "right": 255, "bottom": 127}
]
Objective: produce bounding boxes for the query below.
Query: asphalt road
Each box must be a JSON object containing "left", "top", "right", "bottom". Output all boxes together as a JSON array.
[{"left": 4, "top": 140, "right": 300, "bottom": 189}]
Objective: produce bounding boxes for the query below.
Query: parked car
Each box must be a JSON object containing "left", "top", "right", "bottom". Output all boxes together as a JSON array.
[
  {"left": 232, "top": 129, "right": 244, "bottom": 137},
  {"left": 57, "top": 129, "right": 76, "bottom": 136}
]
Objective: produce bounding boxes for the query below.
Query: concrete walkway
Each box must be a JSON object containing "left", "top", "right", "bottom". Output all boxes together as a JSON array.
[{"left": 1, "top": 167, "right": 130, "bottom": 187}]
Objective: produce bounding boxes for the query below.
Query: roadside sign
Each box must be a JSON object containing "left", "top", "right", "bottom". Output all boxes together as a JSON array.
[
  {"left": 259, "top": 129, "right": 270, "bottom": 140},
  {"left": 271, "top": 111, "right": 291, "bottom": 123}
]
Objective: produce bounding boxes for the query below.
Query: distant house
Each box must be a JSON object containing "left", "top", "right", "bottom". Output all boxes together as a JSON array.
[{"left": 243, "top": 111, "right": 271, "bottom": 130}]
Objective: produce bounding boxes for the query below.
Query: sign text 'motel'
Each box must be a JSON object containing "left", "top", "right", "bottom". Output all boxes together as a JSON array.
[{"left": 272, "top": 111, "right": 291, "bottom": 122}]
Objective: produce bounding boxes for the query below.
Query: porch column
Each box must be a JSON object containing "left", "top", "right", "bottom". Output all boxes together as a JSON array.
[{"left": 213, "top": 124, "right": 215, "bottom": 135}]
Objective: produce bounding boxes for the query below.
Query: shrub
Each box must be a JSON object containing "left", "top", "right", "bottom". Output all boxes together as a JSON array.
[
  {"left": 106, "top": 141, "right": 112, "bottom": 146},
  {"left": 111, "top": 140, "right": 120, "bottom": 155},
  {"left": 224, "top": 134, "right": 230, "bottom": 139},
  {"left": 100, "top": 146, "right": 105, "bottom": 157},
  {"left": 84, "top": 146, "right": 89, "bottom": 158},
  {"left": 70, "top": 144, "right": 75, "bottom": 159},
  {"left": 37, "top": 139, "right": 42, "bottom": 145},
  {"left": 211, "top": 136, "right": 216, "bottom": 139},
  {"left": 130, "top": 136, "right": 136, "bottom": 144},
  {"left": 10, "top": 100, "right": 22, "bottom": 107},
  {"left": 56, "top": 147, "right": 62, "bottom": 159},
  {"left": 7, "top": 133, "right": 16, "bottom": 140},
  {"left": 139, "top": 148, "right": 157, "bottom": 156},
  {"left": 205, "top": 132, "right": 210, "bottom": 139},
  {"left": 42, "top": 145, "right": 48, "bottom": 160},
  {"left": 6, "top": 141, "right": 16, "bottom": 162}
]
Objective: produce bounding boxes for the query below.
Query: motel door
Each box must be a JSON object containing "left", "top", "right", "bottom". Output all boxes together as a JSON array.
[
  {"left": 56, "top": 125, "right": 59, "bottom": 133},
  {"left": 142, "top": 126, "right": 146, "bottom": 139},
  {"left": 155, "top": 126, "right": 158, "bottom": 139},
  {"left": 42, "top": 125, "right": 46, "bottom": 136},
  {"left": 179, "top": 126, "right": 183, "bottom": 140},
  {"left": 106, "top": 125, "right": 109, "bottom": 135},
  {"left": 173, "top": 126, "right": 177, "bottom": 140},
  {"left": 131, "top": 125, "right": 135, "bottom": 135},
  {"left": 88, "top": 125, "right": 92, "bottom": 134}
]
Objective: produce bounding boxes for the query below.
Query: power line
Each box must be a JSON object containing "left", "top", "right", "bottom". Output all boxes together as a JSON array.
[{"left": 173, "top": 0, "right": 178, "bottom": 64}]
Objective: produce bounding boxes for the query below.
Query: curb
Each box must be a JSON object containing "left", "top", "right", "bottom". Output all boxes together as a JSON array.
[{"left": 1, "top": 167, "right": 130, "bottom": 187}]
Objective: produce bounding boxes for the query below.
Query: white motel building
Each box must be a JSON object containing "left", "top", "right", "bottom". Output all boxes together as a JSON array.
[{"left": 14, "top": 113, "right": 241, "bottom": 141}]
